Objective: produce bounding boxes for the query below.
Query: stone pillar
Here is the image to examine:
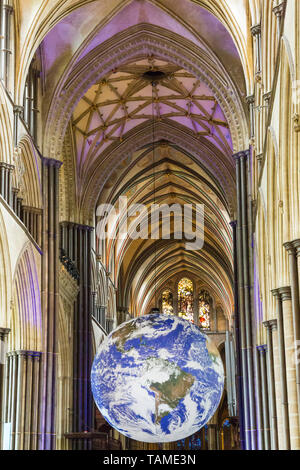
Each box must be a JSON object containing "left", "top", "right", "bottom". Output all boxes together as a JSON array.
[
  {"left": 39, "top": 157, "right": 62, "bottom": 450},
  {"left": 246, "top": 95, "right": 255, "bottom": 140},
  {"left": 3, "top": 350, "right": 41, "bottom": 450},
  {"left": 251, "top": 24, "right": 262, "bottom": 77},
  {"left": 0, "top": 328, "right": 10, "bottom": 447},
  {"left": 263, "top": 320, "right": 278, "bottom": 449},
  {"left": 207, "top": 423, "right": 218, "bottom": 450},
  {"left": 0, "top": 162, "right": 14, "bottom": 205},
  {"left": 255, "top": 346, "right": 264, "bottom": 449},
  {"left": 234, "top": 150, "right": 256, "bottom": 450},
  {"left": 60, "top": 222, "right": 94, "bottom": 450},
  {"left": 257, "top": 345, "right": 270, "bottom": 449},
  {"left": 11, "top": 187, "right": 19, "bottom": 213},
  {"left": 13, "top": 106, "right": 24, "bottom": 146},
  {"left": 230, "top": 220, "right": 245, "bottom": 448},
  {"left": 271, "top": 289, "right": 290, "bottom": 449},
  {"left": 279, "top": 287, "right": 300, "bottom": 449},
  {"left": 284, "top": 242, "right": 300, "bottom": 434},
  {"left": 295, "top": 241, "right": 300, "bottom": 303},
  {"left": 273, "top": 1, "right": 287, "bottom": 40},
  {"left": 0, "top": 3, "right": 13, "bottom": 87},
  {"left": 21, "top": 206, "right": 42, "bottom": 246}
]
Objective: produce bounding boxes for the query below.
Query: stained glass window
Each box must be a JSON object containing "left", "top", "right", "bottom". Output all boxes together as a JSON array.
[
  {"left": 162, "top": 290, "right": 174, "bottom": 315},
  {"left": 199, "top": 290, "right": 210, "bottom": 329},
  {"left": 178, "top": 278, "right": 194, "bottom": 323}
]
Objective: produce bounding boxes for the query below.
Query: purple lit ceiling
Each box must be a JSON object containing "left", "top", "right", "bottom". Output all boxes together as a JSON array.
[{"left": 72, "top": 58, "right": 232, "bottom": 175}]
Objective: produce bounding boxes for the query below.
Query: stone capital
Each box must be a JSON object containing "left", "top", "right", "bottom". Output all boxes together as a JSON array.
[
  {"left": 273, "top": 1, "right": 287, "bottom": 18},
  {"left": 283, "top": 241, "right": 296, "bottom": 255},
  {"left": 41, "top": 156, "right": 63, "bottom": 169},
  {"left": 60, "top": 221, "right": 94, "bottom": 232},
  {"left": 251, "top": 24, "right": 261, "bottom": 37},
  {"left": 13, "top": 105, "right": 24, "bottom": 115},
  {"left": 271, "top": 288, "right": 280, "bottom": 298},
  {"left": 233, "top": 149, "right": 250, "bottom": 162},
  {"left": 263, "top": 319, "right": 277, "bottom": 331},
  {"left": 291, "top": 239, "right": 300, "bottom": 256},
  {"left": 246, "top": 94, "right": 255, "bottom": 106},
  {"left": 278, "top": 286, "right": 292, "bottom": 301},
  {"left": 263, "top": 91, "right": 272, "bottom": 103},
  {"left": 0, "top": 328, "right": 11, "bottom": 340},
  {"left": 293, "top": 114, "right": 300, "bottom": 133},
  {"left": 257, "top": 344, "right": 268, "bottom": 353},
  {"left": 0, "top": 161, "right": 15, "bottom": 171}
]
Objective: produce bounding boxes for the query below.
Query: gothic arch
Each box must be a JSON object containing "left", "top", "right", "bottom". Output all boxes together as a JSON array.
[
  {"left": 17, "top": 136, "right": 42, "bottom": 209},
  {"left": 10, "top": 244, "right": 42, "bottom": 351},
  {"left": 0, "top": 210, "right": 12, "bottom": 328},
  {"left": 44, "top": 24, "right": 248, "bottom": 164},
  {"left": 14, "top": 0, "right": 251, "bottom": 106},
  {"left": 0, "top": 85, "right": 13, "bottom": 165}
]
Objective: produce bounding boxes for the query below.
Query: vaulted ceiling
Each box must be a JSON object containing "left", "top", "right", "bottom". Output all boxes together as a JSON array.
[{"left": 34, "top": 0, "right": 251, "bottom": 321}]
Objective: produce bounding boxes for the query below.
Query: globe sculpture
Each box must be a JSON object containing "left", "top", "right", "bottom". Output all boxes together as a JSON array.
[{"left": 91, "top": 314, "right": 224, "bottom": 443}]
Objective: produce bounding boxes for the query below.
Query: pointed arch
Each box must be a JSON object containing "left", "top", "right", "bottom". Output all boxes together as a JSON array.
[
  {"left": 10, "top": 244, "right": 42, "bottom": 351},
  {"left": 0, "top": 209, "right": 12, "bottom": 328}
]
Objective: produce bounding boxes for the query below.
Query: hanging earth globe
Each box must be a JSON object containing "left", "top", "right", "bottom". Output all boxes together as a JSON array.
[{"left": 91, "top": 313, "right": 224, "bottom": 443}]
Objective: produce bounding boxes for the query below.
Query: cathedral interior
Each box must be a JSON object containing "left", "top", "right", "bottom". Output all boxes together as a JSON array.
[{"left": 0, "top": 0, "right": 299, "bottom": 451}]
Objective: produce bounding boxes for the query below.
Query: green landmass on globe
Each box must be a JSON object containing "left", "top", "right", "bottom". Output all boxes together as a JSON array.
[{"left": 150, "top": 359, "right": 195, "bottom": 424}]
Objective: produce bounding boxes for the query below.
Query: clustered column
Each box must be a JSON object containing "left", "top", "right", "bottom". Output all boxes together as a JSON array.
[
  {"left": 207, "top": 423, "right": 218, "bottom": 450},
  {"left": 272, "top": 285, "right": 300, "bottom": 450},
  {"left": 230, "top": 220, "right": 244, "bottom": 448},
  {"left": 39, "top": 157, "right": 62, "bottom": 450},
  {"left": 271, "top": 289, "right": 291, "bottom": 449},
  {"left": 60, "top": 222, "right": 94, "bottom": 450},
  {"left": 263, "top": 320, "right": 278, "bottom": 449},
  {"left": 234, "top": 150, "right": 256, "bottom": 449},
  {"left": 0, "top": 162, "right": 14, "bottom": 204},
  {"left": 2, "top": 351, "right": 41, "bottom": 450},
  {"left": 284, "top": 241, "right": 300, "bottom": 436},
  {"left": 0, "top": 160, "right": 42, "bottom": 246},
  {"left": 256, "top": 345, "right": 270, "bottom": 449},
  {"left": 21, "top": 206, "right": 42, "bottom": 246},
  {"left": 0, "top": 328, "right": 10, "bottom": 447}
]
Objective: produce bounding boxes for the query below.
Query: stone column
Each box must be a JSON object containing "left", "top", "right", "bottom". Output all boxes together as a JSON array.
[
  {"left": 284, "top": 242, "right": 300, "bottom": 434},
  {"left": 273, "top": 1, "right": 287, "bottom": 40},
  {"left": 263, "top": 320, "right": 278, "bottom": 449},
  {"left": 11, "top": 187, "right": 19, "bottom": 214},
  {"left": 295, "top": 241, "right": 300, "bottom": 302},
  {"left": 0, "top": 3, "right": 13, "bottom": 87},
  {"left": 39, "top": 157, "right": 62, "bottom": 450},
  {"left": 3, "top": 350, "right": 41, "bottom": 450},
  {"left": 246, "top": 95, "right": 255, "bottom": 140},
  {"left": 279, "top": 287, "right": 300, "bottom": 449},
  {"left": 255, "top": 346, "right": 264, "bottom": 449},
  {"left": 251, "top": 24, "right": 262, "bottom": 77},
  {"left": 271, "top": 289, "right": 290, "bottom": 449},
  {"left": 207, "top": 423, "right": 218, "bottom": 450},
  {"left": 257, "top": 345, "right": 270, "bottom": 449},
  {"left": 60, "top": 222, "right": 94, "bottom": 450},
  {"left": 234, "top": 150, "right": 256, "bottom": 450},
  {"left": 0, "top": 328, "right": 10, "bottom": 447},
  {"left": 0, "top": 162, "right": 14, "bottom": 204},
  {"left": 230, "top": 220, "right": 244, "bottom": 448},
  {"left": 21, "top": 206, "right": 42, "bottom": 246}
]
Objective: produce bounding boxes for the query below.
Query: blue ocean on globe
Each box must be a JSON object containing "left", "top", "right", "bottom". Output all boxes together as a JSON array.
[{"left": 91, "top": 314, "right": 224, "bottom": 443}]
